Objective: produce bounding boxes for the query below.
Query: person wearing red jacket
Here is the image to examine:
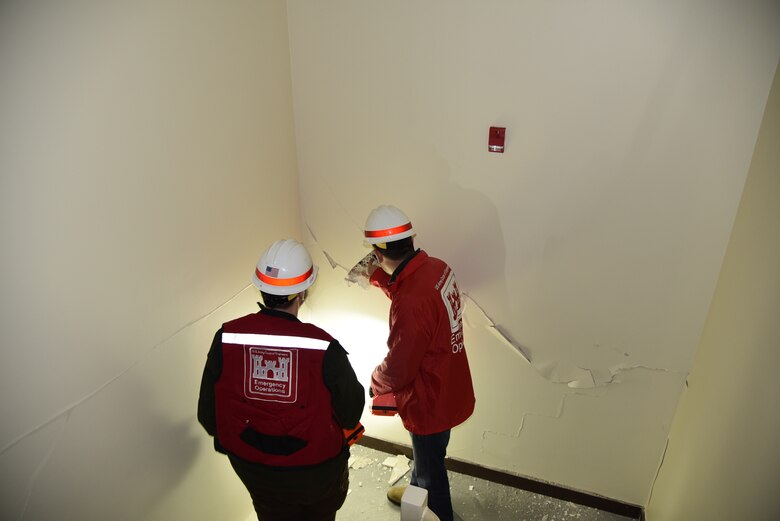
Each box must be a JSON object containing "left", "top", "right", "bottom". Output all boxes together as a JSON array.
[
  {"left": 198, "top": 239, "right": 364, "bottom": 521},
  {"left": 361, "top": 205, "right": 476, "bottom": 521}
]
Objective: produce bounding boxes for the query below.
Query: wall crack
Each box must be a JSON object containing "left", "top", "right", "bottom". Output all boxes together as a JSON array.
[
  {"left": 1, "top": 284, "right": 253, "bottom": 456},
  {"left": 304, "top": 223, "right": 686, "bottom": 392},
  {"left": 481, "top": 392, "right": 593, "bottom": 448}
]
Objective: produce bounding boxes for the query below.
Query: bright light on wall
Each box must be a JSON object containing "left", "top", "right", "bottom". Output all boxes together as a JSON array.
[
  {"left": 303, "top": 307, "right": 390, "bottom": 382},
  {"left": 300, "top": 302, "right": 411, "bottom": 440}
]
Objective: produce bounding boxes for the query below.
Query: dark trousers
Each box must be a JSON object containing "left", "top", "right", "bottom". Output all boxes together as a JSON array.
[
  {"left": 410, "top": 430, "right": 453, "bottom": 521},
  {"left": 230, "top": 457, "right": 349, "bottom": 521}
]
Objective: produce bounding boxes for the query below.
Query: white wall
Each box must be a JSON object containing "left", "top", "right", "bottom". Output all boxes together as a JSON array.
[
  {"left": 286, "top": 0, "right": 780, "bottom": 505},
  {"left": 646, "top": 60, "right": 780, "bottom": 521},
  {"left": 0, "top": 1, "right": 299, "bottom": 520},
  {"left": 2, "top": 2, "right": 778, "bottom": 518}
]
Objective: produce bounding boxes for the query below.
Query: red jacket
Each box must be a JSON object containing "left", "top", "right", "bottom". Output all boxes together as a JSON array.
[
  {"left": 214, "top": 312, "right": 346, "bottom": 466},
  {"left": 370, "top": 250, "right": 475, "bottom": 435}
]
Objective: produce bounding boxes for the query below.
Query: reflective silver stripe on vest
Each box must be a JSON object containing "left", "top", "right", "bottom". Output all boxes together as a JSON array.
[{"left": 221, "top": 332, "right": 330, "bottom": 351}]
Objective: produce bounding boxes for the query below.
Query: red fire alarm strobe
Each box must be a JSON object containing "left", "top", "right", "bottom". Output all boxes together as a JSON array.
[{"left": 488, "top": 126, "right": 506, "bottom": 153}]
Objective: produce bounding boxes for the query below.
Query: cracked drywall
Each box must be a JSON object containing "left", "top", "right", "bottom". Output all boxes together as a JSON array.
[
  {"left": 480, "top": 366, "right": 684, "bottom": 447},
  {"left": 304, "top": 223, "right": 529, "bottom": 369},
  {"left": 299, "top": 219, "right": 691, "bottom": 504},
  {"left": 461, "top": 293, "right": 533, "bottom": 364},
  {"left": 20, "top": 411, "right": 70, "bottom": 520},
  {"left": 0, "top": 283, "right": 263, "bottom": 521},
  {"left": 287, "top": 0, "right": 780, "bottom": 505},
  {"left": 647, "top": 437, "right": 670, "bottom": 507},
  {"left": 0, "top": 285, "right": 253, "bottom": 457},
  {"left": 477, "top": 368, "right": 685, "bottom": 503},
  {"left": 305, "top": 220, "right": 685, "bottom": 391},
  {"left": 0, "top": 413, "right": 69, "bottom": 521},
  {"left": 480, "top": 391, "right": 591, "bottom": 442}
]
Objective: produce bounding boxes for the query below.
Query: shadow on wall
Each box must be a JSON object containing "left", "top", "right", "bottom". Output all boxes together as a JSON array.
[
  {"left": 298, "top": 133, "right": 526, "bottom": 359},
  {"left": 363, "top": 141, "right": 515, "bottom": 348},
  {"left": 2, "top": 361, "right": 201, "bottom": 521}
]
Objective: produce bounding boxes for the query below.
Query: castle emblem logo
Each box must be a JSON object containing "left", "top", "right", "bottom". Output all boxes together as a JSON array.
[
  {"left": 244, "top": 347, "right": 298, "bottom": 403},
  {"left": 440, "top": 269, "right": 463, "bottom": 333}
]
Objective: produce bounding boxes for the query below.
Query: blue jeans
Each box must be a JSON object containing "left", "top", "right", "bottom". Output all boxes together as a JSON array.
[{"left": 410, "top": 430, "right": 453, "bottom": 521}]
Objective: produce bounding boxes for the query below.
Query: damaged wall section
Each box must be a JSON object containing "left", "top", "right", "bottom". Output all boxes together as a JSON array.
[{"left": 287, "top": 0, "right": 780, "bottom": 505}]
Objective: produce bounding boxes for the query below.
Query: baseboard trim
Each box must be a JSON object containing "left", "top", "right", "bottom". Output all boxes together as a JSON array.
[{"left": 358, "top": 435, "right": 644, "bottom": 520}]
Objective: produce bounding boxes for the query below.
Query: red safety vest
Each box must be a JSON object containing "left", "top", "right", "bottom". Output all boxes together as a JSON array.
[{"left": 215, "top": 313, "right": 345, "bottom": 466}]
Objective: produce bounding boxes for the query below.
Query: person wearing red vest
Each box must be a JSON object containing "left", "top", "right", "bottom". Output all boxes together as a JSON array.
[
  {"left": 198, "top": 239, "right": 365, "bottom": 521},
  {"left": 357, "top": 205, "right": 476, "bottom": 521}
]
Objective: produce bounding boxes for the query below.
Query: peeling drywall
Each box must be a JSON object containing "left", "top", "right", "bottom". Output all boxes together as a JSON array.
[
  {"left": 2, "top": 2, "right": 777, "bottom": 519},
  {"left": 287, "top": 0, "right": 780, "bottom": 504},
  {"left": 301, "top": 228, "right": 689, "bottom": 504},
  {"left": 308, "top": 220, "right": 685, "bottom": 391}
]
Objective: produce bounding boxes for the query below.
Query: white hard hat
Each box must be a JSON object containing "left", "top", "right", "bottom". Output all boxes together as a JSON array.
[
  {"left": 363, "top": 205, "right": 416, "bottom": 246},
  {"left": 252, "top": 239, "right": 318, "bottom": 295}
]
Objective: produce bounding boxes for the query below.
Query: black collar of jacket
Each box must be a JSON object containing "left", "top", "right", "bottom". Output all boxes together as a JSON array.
[
  {"left": 257, "top": 303, "right": 300, "bottom": 322},
  {"left": 388, "top": 249, "right": 421, "bottom": 285}
]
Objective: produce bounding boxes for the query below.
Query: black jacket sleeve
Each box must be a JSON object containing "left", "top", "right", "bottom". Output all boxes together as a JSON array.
[
  {"left": 197, "top": 328, "right": 223, "bottom": 438},
  {"left": 322, "top": 341, "right": 365, "bottom": 429}
]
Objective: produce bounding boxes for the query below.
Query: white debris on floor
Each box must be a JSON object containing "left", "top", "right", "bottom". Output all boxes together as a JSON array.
[
  {"left": 349, "top": 454, "right": 375, "bottom": 470},
  {"left": 381, "top": 454, "right": 411, "bottom": 485},
  {"left": 339, "top": 445, "right": 639, "bottom": 521}
]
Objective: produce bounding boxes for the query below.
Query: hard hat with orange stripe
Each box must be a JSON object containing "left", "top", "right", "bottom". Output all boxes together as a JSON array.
[
  {"left": 252, "top": 239, "right": 318, "bottom": 296},
  {"left": 363, "top": 205, "right": 416, "bottom": 248}
]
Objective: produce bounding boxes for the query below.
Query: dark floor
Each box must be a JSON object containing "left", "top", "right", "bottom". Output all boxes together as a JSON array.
[{"left": 338, "top": 444, "right": 638, "bottom": 521}]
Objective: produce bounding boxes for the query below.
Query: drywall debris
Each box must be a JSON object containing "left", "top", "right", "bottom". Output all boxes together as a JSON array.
[
  {"left": 382, "top": 455, "right": 398, "bottom": 467},
  {"left": 349, "top": 455, "right": 374, "bottom": 470},
  {"left": 382, "top": 454, "right": 410, "bottom": 485}
]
